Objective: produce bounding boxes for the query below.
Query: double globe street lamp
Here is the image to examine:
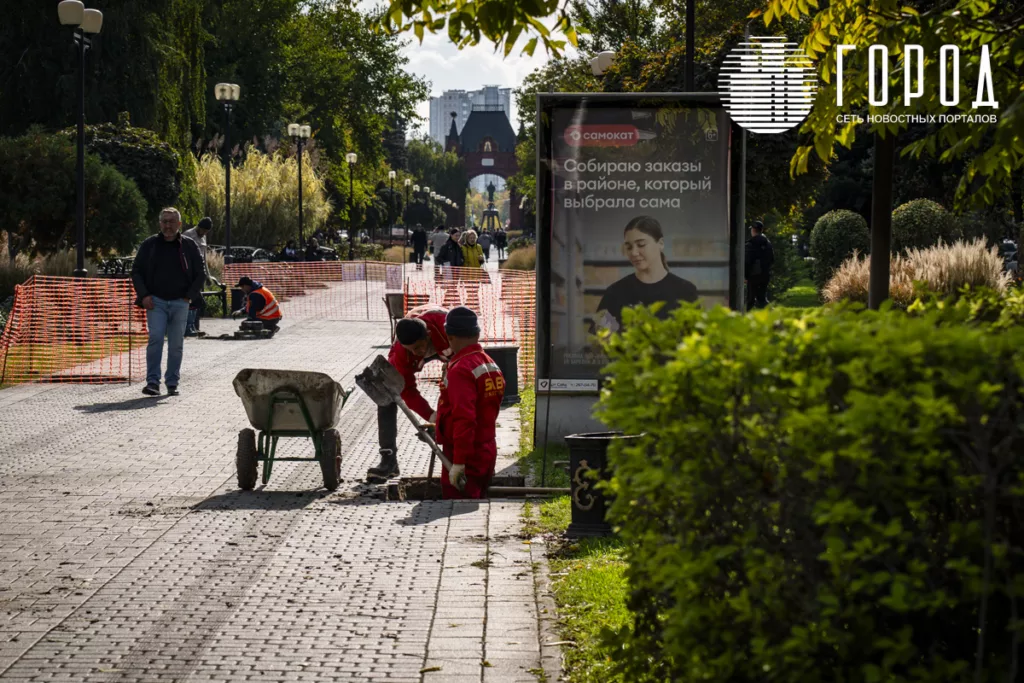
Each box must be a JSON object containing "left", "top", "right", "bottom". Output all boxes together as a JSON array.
[
  {"left": 215, "top": 82, "right": 241, "bottom": 263},
  {"left": 58, "top": 1, "right": 104, "bottom": 278},
  {"left": 288, "top": 123, "right": 311, "bottom": 247},
  {"left": 388, "top": 170, "right": 397, "bottom": 244},
  {"left": 345, "top": 152, "right": 357, "bottom": 260}
]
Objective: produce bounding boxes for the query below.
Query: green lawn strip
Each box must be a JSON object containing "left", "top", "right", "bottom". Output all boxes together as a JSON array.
[
  {"left": 775, "top": 277, "right": 820, "bottom": 308},
  {"left": 518, "top": 388, "right": 630, "bottom": 682}
]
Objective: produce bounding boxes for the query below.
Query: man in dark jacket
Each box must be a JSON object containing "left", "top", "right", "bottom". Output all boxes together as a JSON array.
[
  {"left": 745, "top": 220, "right": 775, "bottom": 310},
  {"left": 494, "top": 228, "right": 508, "bottom": 259},
  {"left": 411, "top": 224, "right": 429, "bottom": 270},
  {"left": 131, "top": 207, "right": 206, "bottom": 396}
]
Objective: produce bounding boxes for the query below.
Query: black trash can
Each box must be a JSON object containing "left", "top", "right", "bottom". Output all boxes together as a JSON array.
[
  {"left": 564, "top": 431, "right": 642, "bottom": 538},
  {"left": 484, "top": 345, "right": 519, "bottom": 405}
]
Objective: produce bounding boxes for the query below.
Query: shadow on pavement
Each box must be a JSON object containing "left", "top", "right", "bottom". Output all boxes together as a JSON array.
[
  {"left": 74, "top": 396, "right": 171, "bottom": 413},
  {"left": 396, "top": 499, "right": 480, "bottom": 526},
  {"left": 192, "top": 488, "right": 325, "bottom": 511}
]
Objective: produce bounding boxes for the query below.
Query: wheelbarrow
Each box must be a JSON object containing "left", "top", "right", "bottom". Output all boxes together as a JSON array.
[{"left": 232, "top": 368, "right": 352, "bottom": 491}]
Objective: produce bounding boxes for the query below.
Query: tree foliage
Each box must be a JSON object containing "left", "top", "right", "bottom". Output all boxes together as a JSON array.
[
  {"left": 58, "top": 113, "right": 183, "bottom": 222},
  {"left": 763, "top": 0, "right": 1024, "bottom": 209},
  {"left": 0, "top": 0, "right": 207, "bottom": 151},
  {"left": 0, "top": 130, "right": 148, "bottom": 258}
]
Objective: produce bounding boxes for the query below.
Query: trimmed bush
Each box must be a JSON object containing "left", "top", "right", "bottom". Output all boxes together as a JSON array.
[
  {"left": 499, "top": 245, "right": 536, "bottom": 270},
  {"left": 809, "top": 209, "right": 869, "bottom": 287},
  {"left": 598, "top": 303, "right": 1024, "bottom": 682},
  {"left": 0, "top": 130, "right": 147, "bottom": 259},
  {"left": 891, "top": 198, "right": 959, "bottom": 253},
  {"left": 823, "top": 239, "right": 1010, "bottom": 307}
]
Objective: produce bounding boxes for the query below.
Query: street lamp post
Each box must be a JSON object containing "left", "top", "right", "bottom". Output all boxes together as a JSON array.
[
  {"left": 346, "top": 152, "right": 357, "bottom": 260},
  {"left": 422, "top": 186, "right": 431, "bottom": 226},
  {"left": 403, "top": 178, "right": 411, "bottom": 264},
  {"left": 288, "top": 123, "right": 311, "bottom": 248},
  {"left": 388, "top": 170, "right": 396, "bottom": 245},
  {"left": 215, "top": 82, "right": 241, "bottom": 263},
  {"left": 58, "top": 1, "right": 103, "bottom": 278}
]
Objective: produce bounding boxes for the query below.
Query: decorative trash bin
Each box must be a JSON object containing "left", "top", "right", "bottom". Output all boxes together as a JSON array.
[
  {"left": 564, "top": 431, "right": 642, "bottom": 538},
  {"left": 485, "top": 345, "right": 519, "bottom": 405}
]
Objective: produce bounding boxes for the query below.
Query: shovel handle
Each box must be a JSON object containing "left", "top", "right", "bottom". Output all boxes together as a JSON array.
[{"left": 393, "top": 399, "right": 462, "bottom": 486}]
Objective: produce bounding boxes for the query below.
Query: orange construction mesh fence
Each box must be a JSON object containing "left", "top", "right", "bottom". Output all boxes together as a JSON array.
[
  {"left": 0, "top": 263, "right": 536, "bottom": 388},
  {"left": 0, "top": 275, "right": 147, "bottom": 385},
  {"left": 225, "top": 261, "right": 537, "bottom": 385}
]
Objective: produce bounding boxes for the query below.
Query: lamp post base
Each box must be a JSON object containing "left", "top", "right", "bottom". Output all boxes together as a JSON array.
[{"left": 72, "top": 268, "right": 89, "bottom": 278}]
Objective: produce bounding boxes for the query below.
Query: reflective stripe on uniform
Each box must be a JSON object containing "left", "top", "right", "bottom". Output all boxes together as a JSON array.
[{"left": 471, "top": 362, "right": 501, "bottom": 379}]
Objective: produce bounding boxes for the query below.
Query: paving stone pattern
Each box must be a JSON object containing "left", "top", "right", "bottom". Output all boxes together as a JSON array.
[{"left": 0, "top": 318, "right": 558, "bottom": 682}]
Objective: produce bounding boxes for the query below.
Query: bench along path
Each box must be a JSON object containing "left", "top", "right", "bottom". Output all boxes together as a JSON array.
[{"left": 0, "top": 318, "right": 559, "bottom": 682}]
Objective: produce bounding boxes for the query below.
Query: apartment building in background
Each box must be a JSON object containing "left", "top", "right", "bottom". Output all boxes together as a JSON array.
[{"left": 429, "top": 85, "right": 511, "bottom": 146}]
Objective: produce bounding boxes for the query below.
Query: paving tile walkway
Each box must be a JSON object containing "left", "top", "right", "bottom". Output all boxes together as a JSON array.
[{"left": 0, "top": 317, "right": 559, "bottom": 682}]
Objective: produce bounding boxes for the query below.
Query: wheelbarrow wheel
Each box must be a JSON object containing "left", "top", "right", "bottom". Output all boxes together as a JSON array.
[
  {"left": 237, "top": 428, "right": 259, "bottom": 490},
  {"left": 320, "top": 428, "right": 342, "bottom": 492}
]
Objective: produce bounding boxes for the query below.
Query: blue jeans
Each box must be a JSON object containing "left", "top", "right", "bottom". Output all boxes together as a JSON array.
[{"left": 145, "top": 297, "right": 189, "bottom": 387}]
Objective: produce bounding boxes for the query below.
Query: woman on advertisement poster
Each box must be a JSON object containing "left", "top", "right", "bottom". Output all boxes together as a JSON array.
[{"left": 594, "top": 215, "right": 698, "bottom": 332}]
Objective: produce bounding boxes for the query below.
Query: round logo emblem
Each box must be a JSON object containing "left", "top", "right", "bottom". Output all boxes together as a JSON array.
[{"left": 718, "top": 36, "right": 817, "bottom": 134}]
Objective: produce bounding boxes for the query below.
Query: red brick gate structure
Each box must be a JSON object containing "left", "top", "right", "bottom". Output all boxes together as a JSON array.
[{"left": 444, "top": 108, "right": 524, "bottom": 230}]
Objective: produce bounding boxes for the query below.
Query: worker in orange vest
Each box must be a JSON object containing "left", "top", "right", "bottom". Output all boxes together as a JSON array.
[{"left": 232, "top": 276, "right": 283, "bottom": 334}]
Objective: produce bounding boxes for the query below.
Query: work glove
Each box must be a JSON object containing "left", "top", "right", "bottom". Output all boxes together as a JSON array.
[
  {"left": 429, "top": 411, "right": 437, "bottom": 423},
  {"left": 231, "top": 310, "right": 243, "bottom": 320},
  {"left": 448, "top": 464, "right": 467, "bottom": 491}
]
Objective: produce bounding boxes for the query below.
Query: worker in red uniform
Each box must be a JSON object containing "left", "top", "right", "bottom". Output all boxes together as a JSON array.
[
  {"left": 436, "top": 306, "right": 505, "bottom": 499},
  {"left": 366, "top": 304, "right": 452, "bottom": 482}
]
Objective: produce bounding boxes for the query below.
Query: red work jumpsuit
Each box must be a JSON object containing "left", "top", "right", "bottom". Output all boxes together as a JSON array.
[
  {"left": 386, "top": 305, "right": 451, "bottom": 421},
  {"left": 436, "top": 344, "right": 505, "bottom": 499}
]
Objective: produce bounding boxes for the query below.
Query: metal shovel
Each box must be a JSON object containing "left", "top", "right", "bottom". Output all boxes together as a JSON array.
[{"left": 355, "top": 355, "right": 466, "bottom": 491}]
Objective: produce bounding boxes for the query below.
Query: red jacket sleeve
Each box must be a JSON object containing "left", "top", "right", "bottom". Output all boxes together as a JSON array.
[
  {"left": 387, "top": 342, "right": 433, "bottom": 420},
  {"left": 447, "top": 364, "right": 478, "bottom": 466}
]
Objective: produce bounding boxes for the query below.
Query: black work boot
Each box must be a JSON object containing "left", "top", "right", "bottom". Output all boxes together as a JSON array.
[{"left": 366, "top": 449, "right": 399, "bottom": 482}]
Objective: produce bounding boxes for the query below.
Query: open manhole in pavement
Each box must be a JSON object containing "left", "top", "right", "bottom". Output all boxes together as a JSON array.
[{"left": 386, "top": 475, "right": 527, "bottom": 501}]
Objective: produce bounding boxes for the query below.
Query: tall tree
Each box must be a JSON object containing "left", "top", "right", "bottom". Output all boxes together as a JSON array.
[{"left": 0, "top": 0, "right": 206, "bottom": 150}]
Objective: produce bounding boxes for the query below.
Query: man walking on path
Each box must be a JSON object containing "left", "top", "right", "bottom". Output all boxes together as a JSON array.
[
  {"left": 495, "top": 227, "right": 508, "bottom": 259},
  {"left": 232, "top": 276, "right": 283, "bottom": 334},
  {"left": 182, "top": 217, "right": 215, "bottom": 337},
  {"left": 745, "top": 220, "right": 775, "bottom": 310},
  {"left": 478, "top": 230, "right": 492, "bottom": 262},
  {"left": 367, "top": 304, "right": 452, "bottom": 482},
  {"left": 436, "top": 306, "right": 504, "bottom": 499},
  {"left": 437, "top": 228, "right": 465, "bottom": 278},
  {"left": 132, "top": 207, "right": 206, "bottom": 396},
  {"left": 411, "top": 224, "right": 428, "bottom": 270}
]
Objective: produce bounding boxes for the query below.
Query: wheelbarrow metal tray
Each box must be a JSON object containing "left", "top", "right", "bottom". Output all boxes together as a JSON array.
[{"left": 233, "top": 368, "right": 344, "bottom": 432}]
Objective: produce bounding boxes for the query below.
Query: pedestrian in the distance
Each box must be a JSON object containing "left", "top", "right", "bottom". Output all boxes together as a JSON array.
[
  {"left": 461, "top": 230, "right": 485, "bottom": 270},
  {"left": 305, "top": 238, "right": 322, "bottom": 262},
  {"left": 411, "top": 224, "right": 428, "bottom": 270},
  {"left": 131, "top": 207, "right": 205, "bottom": 396},
  {"left": 182, "top": 216, "right": 214, "bottom": 337},
  {"left": 745, "top": 220, "right": 775, "bottom": 310},
  {"left": 478, "top": 230, "right": 492, "bottom": 262},
  {"left": 432, "top": 226, "right": 449, "bottom": 277},
  {"left": 438, "top": 228, "right": 465, "bottom": 279},
  {"left": 435, "top": 306, "right": 505, "bottom": 499},
  {"left": 495, "top": 228, "right": 508, "bottom": 260}
]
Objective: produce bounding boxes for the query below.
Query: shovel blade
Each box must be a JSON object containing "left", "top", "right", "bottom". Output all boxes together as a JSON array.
[{"left": 355, "top": 355, "right": 406, "bottom": 407}]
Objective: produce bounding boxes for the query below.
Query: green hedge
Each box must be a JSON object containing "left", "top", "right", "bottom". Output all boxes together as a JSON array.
[
  {"left": 809, "top": 210, "right": 870, "bottom": 288},
  {"left": 892, "top": 198, "right": 959, "bottom": 253},
  {"left": 597, "top": 303, "right": 1024, "bottom": 682}
]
